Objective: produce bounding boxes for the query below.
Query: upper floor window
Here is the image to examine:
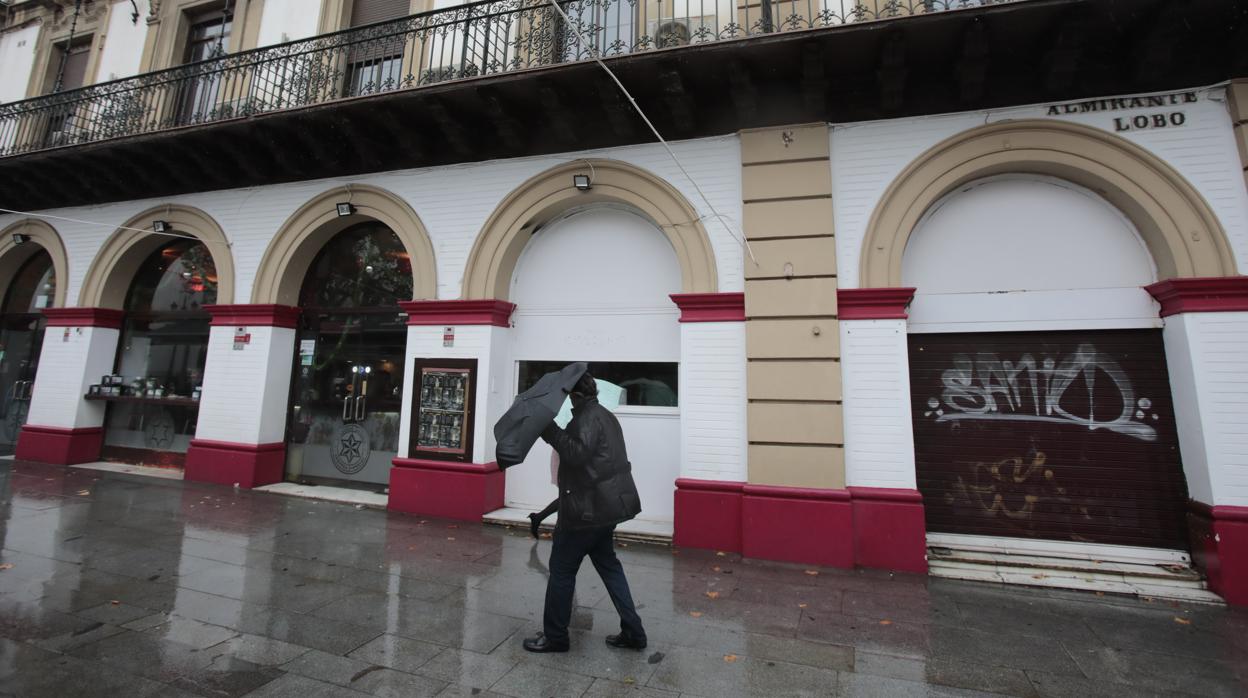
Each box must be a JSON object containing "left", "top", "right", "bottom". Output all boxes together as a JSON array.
[
  {"left": 185, "top": 10, "right": 232, "bottom": 63},
  {"left": 45, "top": 36, "right": 92, "bottom": 93}
]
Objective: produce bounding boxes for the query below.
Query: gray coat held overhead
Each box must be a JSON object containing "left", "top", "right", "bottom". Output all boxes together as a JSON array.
[{"left": 541, "top": 396, "right": 641, "bottom": 529}]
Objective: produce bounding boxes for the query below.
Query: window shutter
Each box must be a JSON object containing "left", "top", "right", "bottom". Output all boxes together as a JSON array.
[
  {"left": 59, "top": 43, "right": 91, "bottom": 91},
  {"left": 349, "top": 0, "right": 411, "bottom": 27}
]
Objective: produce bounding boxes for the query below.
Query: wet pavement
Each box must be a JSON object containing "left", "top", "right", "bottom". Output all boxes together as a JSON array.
[{"left": 0, "top": 459, "right": 1244, "bottom": 698}]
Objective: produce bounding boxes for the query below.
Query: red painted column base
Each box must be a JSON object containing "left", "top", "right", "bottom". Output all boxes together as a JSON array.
[
  {"left": 15, "top": 425, "right": 103, "bottom": 465},
  {"left": 389, "top": 458, "right": 504, "bottom": 522},
  {"left": 849, "top": 487, "right": 929, "bottom": 573},
  {"left": 185, "top": 440, "right": 285, "bottom": 489},
  {"left": 743, "top": 485, "right": 854, "bottom": 568},
  {"left": 674, "top": 479, "right": 927, "bottom": 573},
  {"left": 1188, "top": 501, "right": 1248, "bottom": 606},
  {"left": 673, "top": 479, "right": 743, "bottom": 551}
]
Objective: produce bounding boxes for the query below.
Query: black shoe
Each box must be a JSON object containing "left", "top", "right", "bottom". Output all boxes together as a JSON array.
[
  {"left": 523, "top": 634, "right": 568, "bottom": 653},
  {"left": 605, "top": 633, "right": 647, "bottom": 650},
  {"left": 528, "top": 512, "right": 542, "bottom": 539}
]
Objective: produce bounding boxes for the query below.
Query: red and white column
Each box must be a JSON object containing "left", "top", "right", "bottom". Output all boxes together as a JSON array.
[
  {"left": 670, "top": 292, "right": 748, "bottom": 552},
  {"left": 16, "top": 308, "right": 124, "bottom": 464},
  {"left": 184, "top": 304, "right": 300, "bottom": 488},
  {"left": 838, "top": 288, "right": 928, "bottom": 573},
  {"left": 388, "top": 299, "right": 514, "bottom": 521},
  {"left": 1146, "top": 277, "right": 1248, "bottom": 606}
]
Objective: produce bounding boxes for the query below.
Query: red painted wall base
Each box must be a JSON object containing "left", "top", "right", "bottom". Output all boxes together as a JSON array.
[
  {"left": 185, "top": 439, "right": 285, "bottom": 489},
  {"left": 673, "top": 479, "right": 743, "bottom": 551},
  {"left": 15, "top": 425, "right": 103, "bottom": 465},
  {"left": 389, "top": 458, "right": 504, "bottom": 522},
  {"left": 743, "top": 484, "right": 854, "bottom": 568},
  {"left": 1189, "top": 501, "right": 1248, "bottom": 606},
  {"left": 674, "top": 479, "right": 928, "bottom": 573},
  {"left": 850, "top": 487, "right": 929, "bottom": 574}
]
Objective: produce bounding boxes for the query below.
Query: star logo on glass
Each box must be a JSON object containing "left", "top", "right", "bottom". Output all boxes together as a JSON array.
[{"left": 330, "top": 423, "right": 371, "bottom": 475}]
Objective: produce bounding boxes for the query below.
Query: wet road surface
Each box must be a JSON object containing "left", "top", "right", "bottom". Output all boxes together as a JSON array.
[{"left": 0, "top": 459, "right": 1244, "bottom": 697}]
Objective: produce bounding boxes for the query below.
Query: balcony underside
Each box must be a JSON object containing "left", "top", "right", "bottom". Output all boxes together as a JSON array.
[{"left": 3, "top": 0, "right": 1244, "bottom": 212}]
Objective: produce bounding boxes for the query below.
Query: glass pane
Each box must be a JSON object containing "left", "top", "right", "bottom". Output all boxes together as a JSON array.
[
  {"left": 114, "top": 316, "right": 211, "bottom": 396},
  {"left": 415, "top": 367, "right": 471, "bottom": 453},
  {"left": 517, "top": 361, "right": 678, "bottom": 407},
  {"left": 287, "top": 312, "right": 406, "bottom": 485},
  {"left": 3, "top": 249, "right": 55, "bottom": 314},
  {"left": 299, "top": 223, "right": 413, "bottom": 309},
  {"left": 0, "top": 315, "right": 43, "bottom": 455},
  {"left": 124, "top": 241, "right": 218, "bottom": 312},
  {"left": 102, "top": 402, "right": 199, "bottom": 460}
]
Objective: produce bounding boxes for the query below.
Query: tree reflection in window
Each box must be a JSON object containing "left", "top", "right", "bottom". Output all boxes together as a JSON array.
[
  {"left": 298, "top": 223, "right": 413, "bottom": 371},
  {"left": 125, "top": 240, "right": 218, "bottom": 311},
  {"left": 299, "top": 223, "right": 413, "bottom": 310}
]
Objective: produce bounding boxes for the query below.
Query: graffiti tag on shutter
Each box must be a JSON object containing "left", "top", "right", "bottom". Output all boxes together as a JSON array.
[{"left": 922, "top": 343, "right": 1159, "bottom": 441}]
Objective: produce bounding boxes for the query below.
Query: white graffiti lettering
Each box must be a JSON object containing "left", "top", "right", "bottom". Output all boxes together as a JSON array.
[{"left": 924, "top": 343, "right": 1158, "bottom": 441}]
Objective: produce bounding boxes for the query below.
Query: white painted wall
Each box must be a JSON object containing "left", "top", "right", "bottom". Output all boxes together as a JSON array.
[
  {"left": 25, "top": 326, "right": 117, "bottom": 429},
  {"left": 1161, "top": 311, "right": 1248, "bottom": 507},
  {"left": 0, "top": 135, "right": 741, "bottom": 309},
  {"left": 832, "top": 86, "right": 1248, "bottom": 289},
  {"left": 840, "top": 319, "right": 915, "bottom": 489},
  {"left": 902, "top": 175, "right": 1160, "bottom": 333},
  {"left": 195, "top": 325, "right": 296, "bottom": 444},
  {"left": 95, "top": 1, "right": 149, "bottom": 83},
  {"left": 679, "top": 320, "right": 746, "bottom": 482},
  {"left": 256, "top": 0, "right": 322, "bottom": 47},
  {"left": 0, "top": 24, "right": 40, "bottom": 104}
]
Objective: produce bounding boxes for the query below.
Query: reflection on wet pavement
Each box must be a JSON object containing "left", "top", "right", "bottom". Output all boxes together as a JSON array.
[{"left": 0, "top": 459, "right": 1244, "bottom": 697}]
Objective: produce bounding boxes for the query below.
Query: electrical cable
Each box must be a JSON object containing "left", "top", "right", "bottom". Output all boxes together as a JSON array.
[
  {"left": 547, "top": 0, "right": 756, "bottom": 263},
  {"left": 0, "top": 207, "right": 213, "bottom": 243}
]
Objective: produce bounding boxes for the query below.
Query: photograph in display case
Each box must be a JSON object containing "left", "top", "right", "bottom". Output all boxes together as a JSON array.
[{"left": 410, "top": 358, "right": 477, "bottom": 462}]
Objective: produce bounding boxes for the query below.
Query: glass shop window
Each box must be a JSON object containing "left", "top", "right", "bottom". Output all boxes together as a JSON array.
[
  {"left": 517, "top": 361, "right": 678, "bottom": 408},
  {"left": 102, "top": 240, "right": 217, "bottom": 464},
  {"left": 2, "top": 250, "right": 56, "bottom": 314}
]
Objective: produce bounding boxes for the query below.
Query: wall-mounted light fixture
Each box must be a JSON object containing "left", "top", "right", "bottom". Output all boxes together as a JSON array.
[
  {"left": 336, "top": 202, "right": 356, "bottom": 217},
  {"left": 11, "top": 233, "right": 31, "bottom": 245},
  {"left": 573, "top": 174, "right": 592, "bottom": 191},
  {"left": 152, "top": 220, "right": 169, "bottom": 233}
]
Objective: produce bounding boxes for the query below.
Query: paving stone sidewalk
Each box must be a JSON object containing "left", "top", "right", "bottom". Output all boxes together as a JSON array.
[{"left": 0, "top": 459, "right": 1244, "bottom": 697}]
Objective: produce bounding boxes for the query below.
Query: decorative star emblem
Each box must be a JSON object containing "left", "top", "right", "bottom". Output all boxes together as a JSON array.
[{"left": 339, "top": 432, "right": 363, "bottom": 463}]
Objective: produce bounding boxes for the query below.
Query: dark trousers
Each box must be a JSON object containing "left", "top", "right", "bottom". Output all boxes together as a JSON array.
[{"left": 542, "top": 525, "right": 645, "bottom": 646}]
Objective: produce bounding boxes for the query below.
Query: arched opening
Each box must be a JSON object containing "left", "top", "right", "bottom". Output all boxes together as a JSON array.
[
  {"left": 101, "top": 239, "right": 218, "bottom": 466},
  {"left": 461, "top": 159, "right": 718, "bottom": 300},
  {"left": 284, "top": 222, "right": 413, "bottom": 490},
  {"left": 859, "top": 120, "right": 1237, "bottom": 289},
  {"left": 0, "top": 249, "right": 56, "bottom": 455},
  {"left": 79, "top": 205, "right": 234, "bottom": 309},
  {"left": 900, "top": 174, "right": 1191, "bottom": 554},
  {"left": 504, "top": 206, "right": 683, "bottom": 527}
]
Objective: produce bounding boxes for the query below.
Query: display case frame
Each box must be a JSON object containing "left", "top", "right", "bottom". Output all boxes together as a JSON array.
[{"left": 409, "top": 358, "right": 477, "bottom": 463}]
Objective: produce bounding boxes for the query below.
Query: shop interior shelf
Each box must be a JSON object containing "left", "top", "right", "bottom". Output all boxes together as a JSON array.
[{"left": 84, "top": 394, "right": 200, "bottom": 408}]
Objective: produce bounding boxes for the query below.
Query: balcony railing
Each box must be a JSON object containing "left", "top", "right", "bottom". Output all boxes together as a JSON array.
[{"left": 0, "top": 0, "right": 1020, "bottom": 158}]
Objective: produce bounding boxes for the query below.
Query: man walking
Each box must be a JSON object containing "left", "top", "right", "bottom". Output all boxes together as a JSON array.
[{"left": 522, "top": 372, "right": 647, "bottom": 653}]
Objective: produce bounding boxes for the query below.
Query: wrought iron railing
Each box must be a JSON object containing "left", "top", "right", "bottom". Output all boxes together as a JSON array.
[{"left": 0, "top": 0, "right": 1020, "bottom": 158}]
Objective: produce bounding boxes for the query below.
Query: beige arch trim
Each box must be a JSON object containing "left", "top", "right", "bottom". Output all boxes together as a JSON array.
[
  {"left": 79, "top": 205, "right": 235, "bottom": 309},
  {"left": 463, "top": 159, "right": 719, "bottom": 300},
  {"left": 252, "top": 184, "right": 437, "bottom": 304},
  {"left": 0, "top": 219, "right": 69, "bottom": 310},
  {"left": 859, "top": 120, "right": 1238, "bottom": 288}
]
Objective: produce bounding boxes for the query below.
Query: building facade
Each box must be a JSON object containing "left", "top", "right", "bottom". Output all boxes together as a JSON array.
[{"left": 1, "top": 0, "right": 1246, "bottom": 605}]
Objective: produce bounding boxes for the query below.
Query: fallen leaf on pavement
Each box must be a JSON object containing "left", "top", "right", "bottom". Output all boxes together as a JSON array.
[
  {"left": 716, "top": 551, "right": 726, "bottom": 557},
  {"left": 623, "top": 678, "right": 635, "bottom": 685},
  {"left": 798, "top": 603, "right": 808, "bottom": 609},
  {"left": 1173, "top": 617, "right": 1191, "bottom": 625},
  {"left": 446, "top": 537, "right": 455, "bottom": 541},
  {"left": 0, "top": 564, "right": 13, "bottom": 571},
  {"left": 705, "top": 591, "right": 720, "bottom": 599},
  {"left": 879, "top": 620, "right": 893, "bottom": 626},
  {"left": 712, "top": 566, "right": 721, "bottom": 572},
  {"left": 77, "top": 490, "right": 90, "bottom": 496},
  {"left": 689, "top": 611, "right": 703, "bottom": 618},
  {"left": 1095, "top": 592, "right": 1105, "bottom": 596},
  {"left": 723, "top": 654, "right": 738, "bottom": 663},
  {"left": 110, "top": 600, "right": 120, "bottom": 605},
  {"left": 804, "top": 570, "right": 819, "bottom": 576}
]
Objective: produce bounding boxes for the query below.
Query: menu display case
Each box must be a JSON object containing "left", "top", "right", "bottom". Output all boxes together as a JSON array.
[{"left": 410, "top": 358, "right": 476, "bottom": 462}]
